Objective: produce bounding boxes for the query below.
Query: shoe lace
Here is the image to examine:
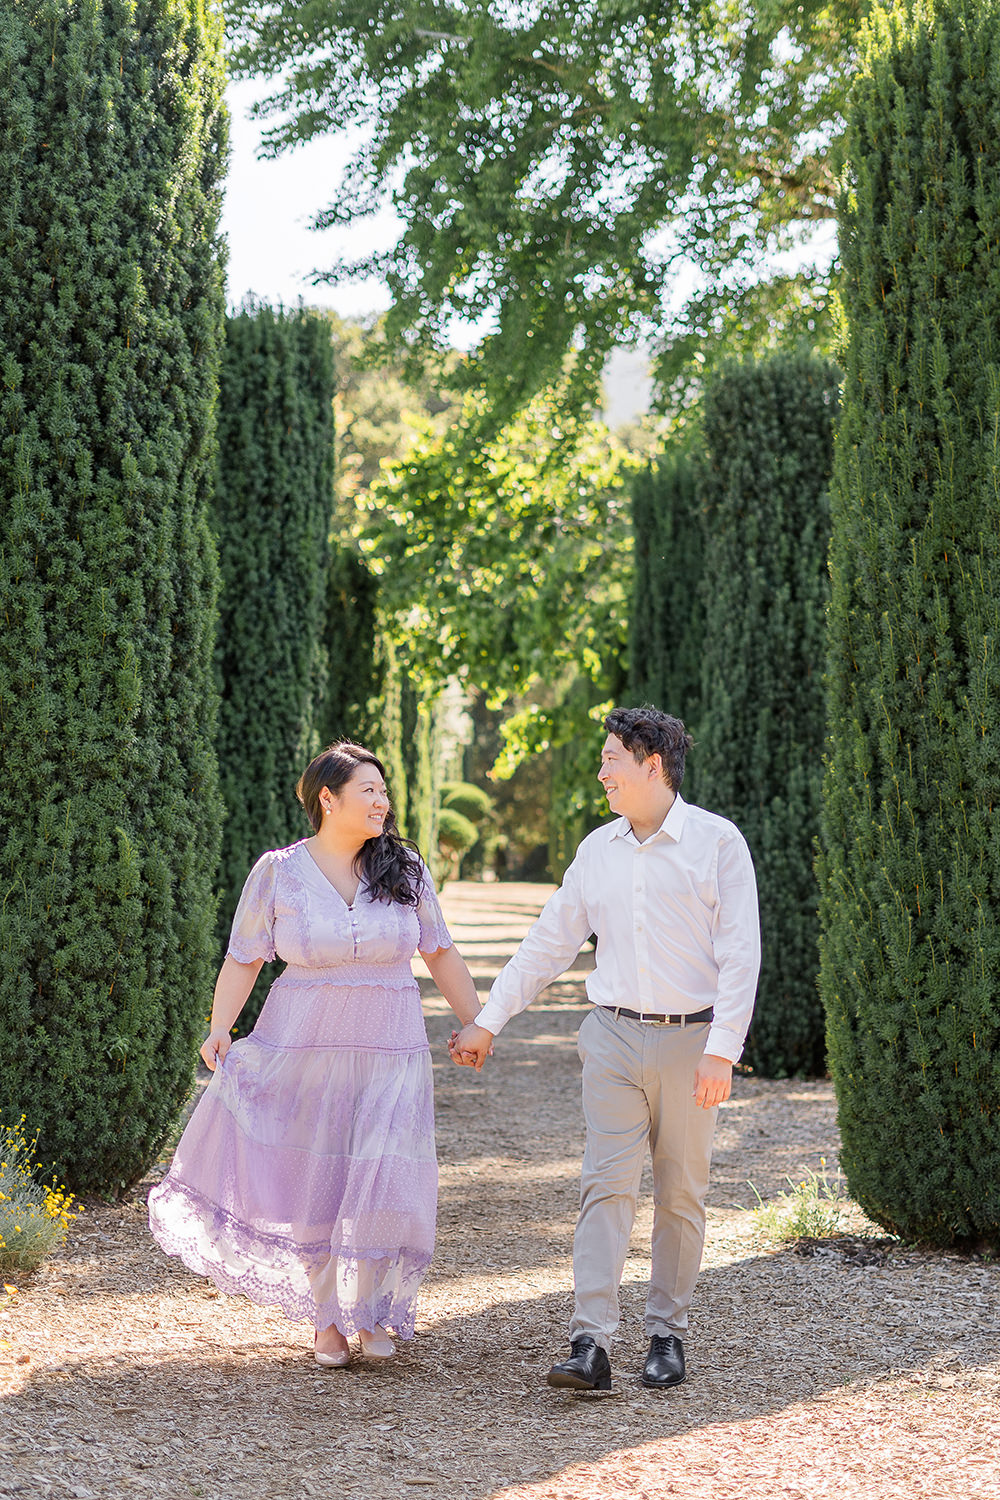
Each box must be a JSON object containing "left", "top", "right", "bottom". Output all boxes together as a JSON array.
[{"left": 568, "top": 1336, "right": 598, "bottom": 1355}]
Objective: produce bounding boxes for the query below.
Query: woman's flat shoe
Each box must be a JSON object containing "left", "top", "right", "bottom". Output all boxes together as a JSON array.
[
  {"left": 358, "top": 1326, "right": 394, "bottom": 1360},
  {"left": 314, "top": 1334, "right": 351, "bottom": 1368}
]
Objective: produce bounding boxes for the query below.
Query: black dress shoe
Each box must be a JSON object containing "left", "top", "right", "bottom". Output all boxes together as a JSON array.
[
  {"left": 641, "top": 1334, "right": 686, "bottom": 1388},
  {"left": 547, "top": 1336, "right": 612, "bottom": 1391}
]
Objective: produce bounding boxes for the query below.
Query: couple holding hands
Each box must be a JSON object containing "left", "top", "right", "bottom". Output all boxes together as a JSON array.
[{"left": 149, "top": 706, "right": 760, "bottom": 1390}]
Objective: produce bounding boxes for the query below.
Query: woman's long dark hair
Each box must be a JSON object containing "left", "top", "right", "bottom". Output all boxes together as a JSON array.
[{"left": 296, "top": 742, "right": 424, "bottom": 906}]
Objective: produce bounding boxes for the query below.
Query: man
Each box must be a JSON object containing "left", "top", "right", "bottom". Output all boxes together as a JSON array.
[{"left": 450, "top": 706, "right": 760, "bottom": 1392}]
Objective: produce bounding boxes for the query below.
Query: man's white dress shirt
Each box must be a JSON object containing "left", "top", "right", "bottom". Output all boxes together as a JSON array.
[{"left": 475, "top": 794, "right": 761, "bottom": 1063}]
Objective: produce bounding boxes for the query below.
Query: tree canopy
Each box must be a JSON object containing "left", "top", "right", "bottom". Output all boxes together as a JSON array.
[
  {"left": 321, "top": 311, "right": 458, "bottom": 528},
  {"left": 366, "top": 399, "right": 628, "bottom": 689},
  {"left": 363, "top": 394, "right": 631, "bottom": 800},
  {"left": 228, "top": 0, "right": 859, "bottom": 415}
]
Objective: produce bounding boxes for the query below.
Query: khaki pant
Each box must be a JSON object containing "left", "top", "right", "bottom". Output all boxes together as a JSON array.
[{"left": 571, "top": 1004, "right": 718, "bottom": 1352}]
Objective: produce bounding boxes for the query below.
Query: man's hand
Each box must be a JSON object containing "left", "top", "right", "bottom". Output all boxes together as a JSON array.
[
  {"left": 693, "top": 1053, "right": 732, "bottom": 1109},
  {"left": 448, "top": 1022, "right": 495, "bottom": 1071}
]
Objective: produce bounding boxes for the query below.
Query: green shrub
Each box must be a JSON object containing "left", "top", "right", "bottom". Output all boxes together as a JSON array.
[
  {"left": 698, "top": 351, "right": 839, "bottom": 1078},
  {"left": 436, "top": 807, "right": 479, "bottom": 855},
  {"left": 628, "top": 453, "right": 704, "bottom": 795},
  {"left": 0, "top": 0, "right": 227, "bottom": 1192},
  {"left": 440, "top": 781, "right": 495, "bottom": 824},
  {"left": 213, "top": 303, "right": 339, "bottom": 1030},
  {"left": 437, "top": 806, "right": 479, "bottom": 879},
  {"left": 819, "top": 0, "right": 1000, "bottom": 1247}
]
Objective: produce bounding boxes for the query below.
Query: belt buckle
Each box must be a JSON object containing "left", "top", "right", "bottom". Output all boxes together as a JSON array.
[{"left": 640, "top": 1012, "right": 667, "bottom": 1025}]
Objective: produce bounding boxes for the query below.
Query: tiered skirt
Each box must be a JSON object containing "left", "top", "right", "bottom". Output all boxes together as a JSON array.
[{"left": 148, "top": 967, "right": 436, "bottom": 1338}]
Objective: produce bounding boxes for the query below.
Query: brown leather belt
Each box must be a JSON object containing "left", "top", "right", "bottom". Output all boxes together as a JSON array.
[{"left": 608, "top": 1005, "right": 714, "bottom": 1026}]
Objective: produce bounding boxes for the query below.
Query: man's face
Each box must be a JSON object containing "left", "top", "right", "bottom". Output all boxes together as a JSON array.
[{"left": 597, "top": 733, "right": 664, "bottom": 820}]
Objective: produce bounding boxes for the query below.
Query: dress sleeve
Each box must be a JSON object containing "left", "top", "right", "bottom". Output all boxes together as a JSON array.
[
  {"left": 415, "top": 864, "right": 453, "bottom": 955},
  {"left": 227, "top": 850, "right": 279, "bottom": 964}
]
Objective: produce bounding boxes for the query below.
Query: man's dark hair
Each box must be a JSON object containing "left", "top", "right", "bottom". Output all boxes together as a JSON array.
[{"left": 603, "top": 706, "right": 694, "bottom": 793}]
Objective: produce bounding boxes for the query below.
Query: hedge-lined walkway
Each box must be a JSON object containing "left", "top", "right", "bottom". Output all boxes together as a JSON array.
[{"left": 1, "top": 882, "right": 998, "bottom": 1500}]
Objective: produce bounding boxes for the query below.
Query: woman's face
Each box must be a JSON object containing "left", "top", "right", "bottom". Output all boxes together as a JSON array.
[{"left": 326, "top": 763, "right": 390, "bottom": 841}]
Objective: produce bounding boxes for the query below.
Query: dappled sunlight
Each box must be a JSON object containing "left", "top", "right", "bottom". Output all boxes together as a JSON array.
[
  {"left": 5, "top": 1243, "right": 998, "bottom": 1499},
  {"left": 3, "top": 883, "right": 996, "bottom": 1500}
]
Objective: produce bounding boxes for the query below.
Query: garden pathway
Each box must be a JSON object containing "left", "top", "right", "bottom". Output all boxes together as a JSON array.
[{"left": 1, "top": 881, "right": 998, "bottom": 1499}]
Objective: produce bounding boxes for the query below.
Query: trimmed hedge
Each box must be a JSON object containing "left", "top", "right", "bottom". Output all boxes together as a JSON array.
[
  {"left": 213, "top": 304, "right": 336, "bottom": 943},
  {"left": 320, "top": 542, "right": 378, "bottom": 750},
  {"left": 0, "top": 0, "right": 228, "bottom": 1192},
  {"left": 437, "top": 807, "right": 478, "bottom": 856},
  {"left": 818, "top": 0, "right": 1000, "bottom": 1246},
  {"left": 440, "top": 781, "right": 494, "bottom": 824},
  {"left": 698, "top": 351, "right": 839, "bottom": 1078},
  {"left": 213, "top": 304, "right": 359, "bottom": 1033},
  {"left": 628, "top": 453, "right": 704, "bottom": 798}
]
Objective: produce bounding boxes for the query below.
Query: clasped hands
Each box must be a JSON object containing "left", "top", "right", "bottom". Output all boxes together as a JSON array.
[{"left": 448, "top": 1022, "right": 495, "bottom": 1071}]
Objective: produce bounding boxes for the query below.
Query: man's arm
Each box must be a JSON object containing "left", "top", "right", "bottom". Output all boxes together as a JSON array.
[
  {"left": 449, "top": 853, "right": 593, "bottom": 1068},
  {"left": 699, "top": 831, "right": 761, "bottom": 1095},
  {"left": 688, "top": 832, "right": 760, "bottom": 1108}
]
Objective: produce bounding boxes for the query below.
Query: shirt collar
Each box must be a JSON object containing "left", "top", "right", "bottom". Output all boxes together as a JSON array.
[{"left": 611, "top": 793, "right": 688, "bottom": 846}]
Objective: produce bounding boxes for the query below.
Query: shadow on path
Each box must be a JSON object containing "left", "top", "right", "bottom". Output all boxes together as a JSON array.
[{"left": 2, "top": 883, "right": 998, "bottom": 1500}]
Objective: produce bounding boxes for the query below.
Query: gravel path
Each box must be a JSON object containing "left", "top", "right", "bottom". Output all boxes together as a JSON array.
[{"left": 2, "top": 881, "right": 998, "bottom": 1500}]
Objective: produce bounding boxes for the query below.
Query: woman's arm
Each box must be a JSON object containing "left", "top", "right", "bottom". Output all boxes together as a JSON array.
[
  {"left": 200, "top": 954, "right": 265, "bottom": 1070},
  {"left": 419, "top": 943, "right": 482, "bottom": 1027}
]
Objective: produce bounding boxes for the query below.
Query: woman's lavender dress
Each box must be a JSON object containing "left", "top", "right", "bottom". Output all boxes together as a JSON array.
[{"left": 148, "top": 842, "right": 452, "bottom": 1339}]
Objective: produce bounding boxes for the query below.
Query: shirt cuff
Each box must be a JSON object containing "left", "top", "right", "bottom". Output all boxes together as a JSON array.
[
  {"left": 704, "top": 1023, "right": 744, "bottom": 1065},
  {"left": 471, "top": 1000, "right": 509, "bottom": 1036}
]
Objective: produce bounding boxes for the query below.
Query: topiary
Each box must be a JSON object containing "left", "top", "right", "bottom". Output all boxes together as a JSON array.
[
  {"left": 698, "top": 349, "right": 840, "bottom": 1079},
  {"left": 440, "top": 781, "right": 495, "bottom": 825},
  {"left": 0, "top": 0, "right": 228, "bottom": 1193},
  {"left": 818, "top": 0, "right": 1000, "bottom": 1248}
]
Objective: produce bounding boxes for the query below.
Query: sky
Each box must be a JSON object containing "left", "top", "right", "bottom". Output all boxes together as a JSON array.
[{"left": 221, "top": 79, "right": 393, "bottom": 320}]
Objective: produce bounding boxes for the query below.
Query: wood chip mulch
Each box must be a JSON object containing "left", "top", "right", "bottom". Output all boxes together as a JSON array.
[{"left": 2, "top": 881, "right": 998, "bottom": 1500}]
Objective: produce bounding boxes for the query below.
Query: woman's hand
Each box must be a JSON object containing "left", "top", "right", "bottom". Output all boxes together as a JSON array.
[{"left": 200, "top": 1027, "right": 233, "bottom": 1071}]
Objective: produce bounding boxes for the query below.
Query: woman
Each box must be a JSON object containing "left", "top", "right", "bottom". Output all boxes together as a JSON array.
[{"left": 148, "top": 742, "right": 482, "bottom": 1368}]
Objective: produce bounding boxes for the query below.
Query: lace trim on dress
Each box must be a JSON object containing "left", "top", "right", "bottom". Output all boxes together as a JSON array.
[{"left": 148, "top": 1177, "right": 430, "bottom": 1339}]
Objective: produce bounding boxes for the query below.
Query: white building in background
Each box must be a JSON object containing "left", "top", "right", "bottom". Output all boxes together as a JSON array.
[{"left": 600, "top": 347, "right": 655, "bottom": 430}]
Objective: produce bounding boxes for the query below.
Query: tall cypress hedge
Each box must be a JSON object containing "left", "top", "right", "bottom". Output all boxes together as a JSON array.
[
  {"left": 819, "top": 0, "right": 1000, "bottom": 1246},
  {"left": 320, "top": 542, "right": 378, "bottom": 750},
  {"left": 0, "top": 0, "right": 227, "bottom": 1191},
  {"left": 698, "top": 351, "right": 839, "bottom": 1078},
  {"left": 371, "top": 637, "right": 444, "bottom": 862},
  {"left": 629, "top": 453, "right": 705, "bottom": 784},
  {"left": 213, "top": 304, "right": 339, "bottom": 1028}
]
